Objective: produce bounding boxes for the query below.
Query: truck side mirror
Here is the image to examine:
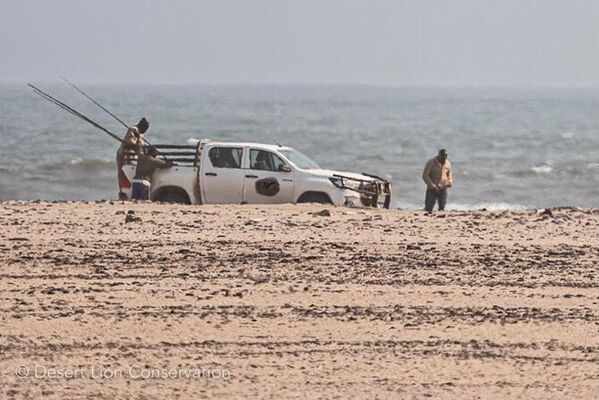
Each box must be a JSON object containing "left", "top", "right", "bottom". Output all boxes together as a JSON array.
[{"left": 279, "top": 164, "right": 291, "bottom": 172}]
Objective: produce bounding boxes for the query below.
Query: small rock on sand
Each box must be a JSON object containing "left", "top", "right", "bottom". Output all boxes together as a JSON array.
[{"left": 314, "top": 209, "right": 331, "bottom": 217}]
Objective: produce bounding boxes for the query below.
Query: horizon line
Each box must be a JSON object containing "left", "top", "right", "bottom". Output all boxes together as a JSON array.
[{"left": 2, "top": 79, "right": 599, "bottom": 90}]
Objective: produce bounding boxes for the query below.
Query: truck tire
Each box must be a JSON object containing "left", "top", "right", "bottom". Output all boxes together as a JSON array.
[
  {"left": 297, "top": 192, "right": 332, "bottom": 204},
  {"left": 153, "top": 187, "right": 191, "bottom": 204}
]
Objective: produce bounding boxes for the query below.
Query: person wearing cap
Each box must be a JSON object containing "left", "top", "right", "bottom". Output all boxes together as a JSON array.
[
  {"left": 131, "top": 145, "right": 173, "bottom": 200},
  {"left": 116, "top": 118, "right": 149, "bottom": 199},
  {"left": 422, "top": 149, "right": 453, "bottom": 212}
]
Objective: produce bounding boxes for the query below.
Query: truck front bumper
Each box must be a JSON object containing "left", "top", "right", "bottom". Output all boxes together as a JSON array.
[{"left": 330, "top": 174, "right": 392, "bottom": 209}]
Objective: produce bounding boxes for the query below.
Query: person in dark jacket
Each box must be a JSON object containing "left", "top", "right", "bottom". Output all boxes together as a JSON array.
[{"left": 131, "top": 145, "right": 173, "bottom": 200}]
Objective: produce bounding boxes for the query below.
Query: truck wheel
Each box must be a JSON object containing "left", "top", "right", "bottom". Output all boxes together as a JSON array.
[
  {"left": 153, "top": 188, "right": 191, "bottom": 204},
  {"left": 297, "top": 192, "right": 332, "bottom": 204}
]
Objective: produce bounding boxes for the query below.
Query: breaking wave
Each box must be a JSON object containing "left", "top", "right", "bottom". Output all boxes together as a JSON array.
[
  {"left": 40, "top": 158, "right": 115, "bottom": 172},
  {"left": 531, "top": 164, "right": 553, "bottom": 174},
  {"left": 448, "top": 202, "right": 527, "bottom": 211},
  {"left": 395, "top": 201, "right": 527, "bottom": 211}
]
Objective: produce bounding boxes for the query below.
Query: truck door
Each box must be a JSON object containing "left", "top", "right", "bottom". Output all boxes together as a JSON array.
[
  {"left": 201, "top": 146, "right": 245, "bottom": 204},
  {"left": 243, "top": 149, "right": 295, "bottom": 204}
]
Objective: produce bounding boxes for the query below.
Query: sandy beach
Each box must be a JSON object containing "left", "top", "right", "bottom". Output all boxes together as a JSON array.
[{"left": 0, "top": 201, "right": 597, "bottom": 399}]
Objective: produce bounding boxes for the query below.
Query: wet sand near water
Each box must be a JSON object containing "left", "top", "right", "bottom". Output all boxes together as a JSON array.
[{"left": 0, "top": 201, "right": 598, "bottom": 399}]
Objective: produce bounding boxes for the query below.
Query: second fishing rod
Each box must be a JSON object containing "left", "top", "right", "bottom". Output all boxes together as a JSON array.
[{"left": 60, "top": 77, "right": 169, "bottom": 161}]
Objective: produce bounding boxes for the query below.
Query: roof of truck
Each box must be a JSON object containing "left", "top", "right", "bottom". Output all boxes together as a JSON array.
[{"left": 205, "top": 142, "right": 292, "bottom": 151}]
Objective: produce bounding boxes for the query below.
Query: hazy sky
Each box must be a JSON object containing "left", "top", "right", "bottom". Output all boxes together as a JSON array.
[{"left": 1, "top": 0, "right": 598, "bottom": 86}]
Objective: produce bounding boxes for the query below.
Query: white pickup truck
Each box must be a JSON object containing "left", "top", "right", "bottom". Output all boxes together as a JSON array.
[{"left": 120, "top": 140, "right": 391, "bottom": 208}]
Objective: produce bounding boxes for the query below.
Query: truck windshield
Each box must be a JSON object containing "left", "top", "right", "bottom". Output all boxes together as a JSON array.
[{"left": 279, "top": 149, "right": 320, "bottom": 169}]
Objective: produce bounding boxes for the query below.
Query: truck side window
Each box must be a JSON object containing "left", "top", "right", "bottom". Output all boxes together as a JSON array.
[
  {"left": 250, "top": 150, "right": 271, "bottom": 171},
  {"left": 250, "top": 150, "right": 286, "bottom": 171},
  {"left": 208, "top": 147, "right": 243, "bottom": 168},
  {"left": 271, "top": 154, "right": 286, "bottom": 171}
]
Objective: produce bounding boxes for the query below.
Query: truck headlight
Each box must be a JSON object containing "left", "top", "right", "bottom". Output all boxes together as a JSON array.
[{"left": 329, "top": 177, "right": 344, "bottom": 188}]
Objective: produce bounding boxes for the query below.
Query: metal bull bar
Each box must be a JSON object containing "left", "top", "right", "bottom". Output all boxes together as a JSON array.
[{"left": 332, "top": 173, "right": 392, "bottom": 209}]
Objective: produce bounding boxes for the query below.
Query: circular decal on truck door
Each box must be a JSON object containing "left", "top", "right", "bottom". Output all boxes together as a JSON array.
[{"left": 255, "top": 177, "right": 280, "bottom": 196}]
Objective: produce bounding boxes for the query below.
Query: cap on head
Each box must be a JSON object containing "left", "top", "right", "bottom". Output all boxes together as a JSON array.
[{"left": 137, "top": 117, "right": 149, "bottom": 133}]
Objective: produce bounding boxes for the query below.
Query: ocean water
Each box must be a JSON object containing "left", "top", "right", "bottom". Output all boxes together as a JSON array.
[{"left": 1, "top": 83, "right": 598, "bottom": 209}]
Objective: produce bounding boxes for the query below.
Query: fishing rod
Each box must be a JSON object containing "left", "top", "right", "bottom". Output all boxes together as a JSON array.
[
  {"left": 60, "top": 76, "right": 129, "bottom": 129},
  {"left": 27, "top": 83, "right": 125, "bottom": 144},
  {"left": 58, "top": 77, "right": 169, "bottom": 160}
]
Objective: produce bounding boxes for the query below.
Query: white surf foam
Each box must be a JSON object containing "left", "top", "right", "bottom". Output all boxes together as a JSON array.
[
  {"left": 395, "top": 201, "right": 527, "bottom": 211},
  {"left": 447, "top": 202, "right": 527, "bottom": 211},
  {"left": 531, "top": 165, "right": 553, "bottom": 174}
]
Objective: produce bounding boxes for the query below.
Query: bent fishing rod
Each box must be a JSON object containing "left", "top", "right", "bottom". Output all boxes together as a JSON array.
[
  {"left": 59, "top": 77, "right": 166, "bottom": 158},
  {"left": 28, "top": 83, "right": 125, "bottom": 145}
]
